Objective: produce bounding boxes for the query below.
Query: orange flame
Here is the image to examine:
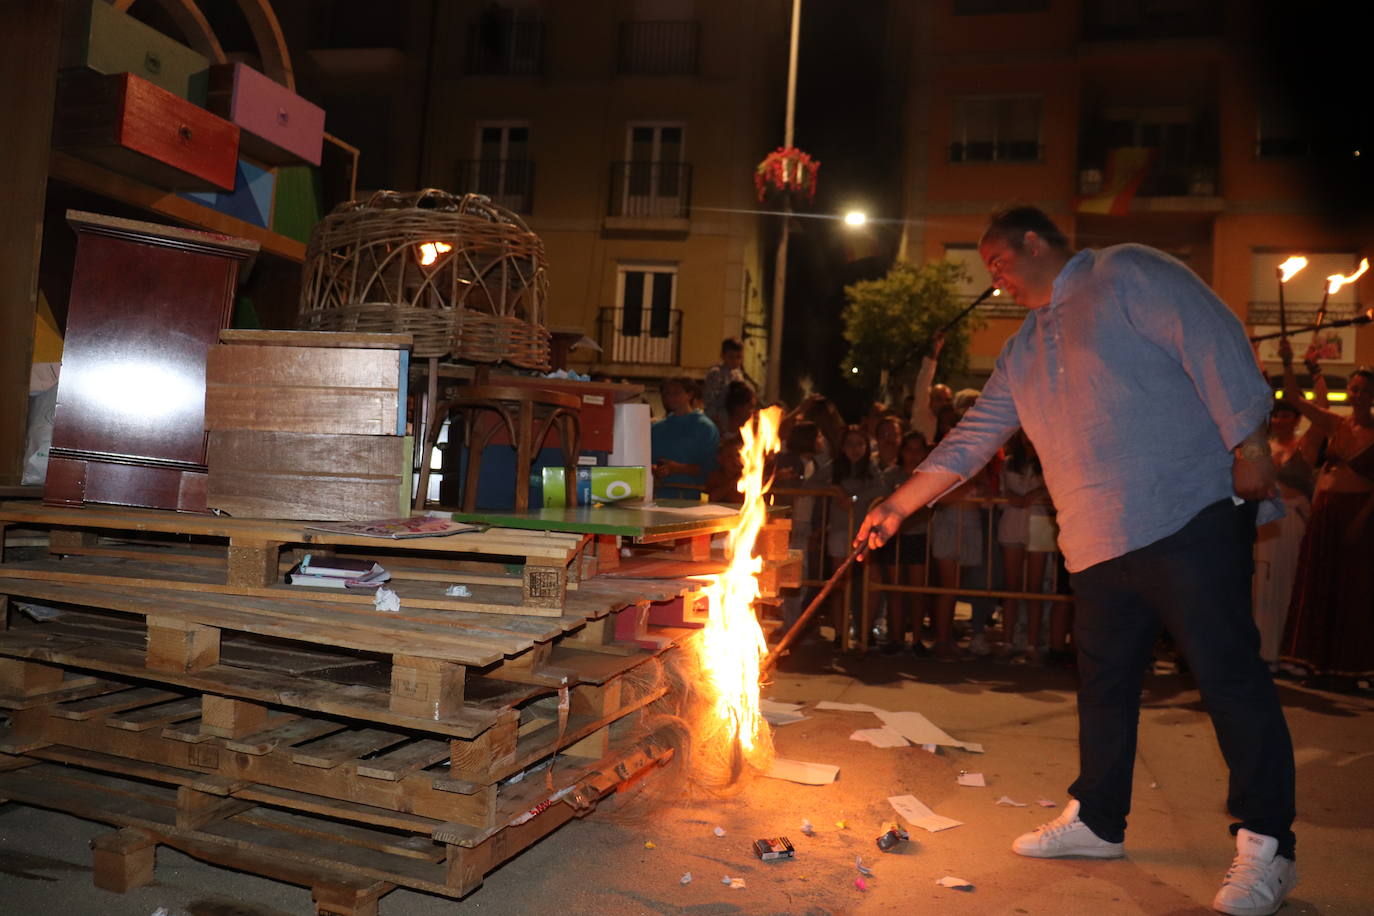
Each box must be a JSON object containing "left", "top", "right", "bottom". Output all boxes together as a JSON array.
[
  {"left": 1326, "top": 257, "right": 1369, "bottom": 294},
  {"left": 1277, "top": 256, "right": 1308, "bottom": 283},
  {"left": 418, "top": 241, "right": 452, "bottom": 266},
  {"left": 697, "top": 405, "right": 781, "bottom": 756}
]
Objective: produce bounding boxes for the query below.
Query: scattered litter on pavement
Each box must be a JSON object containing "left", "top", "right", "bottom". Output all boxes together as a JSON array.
[
  {"left": 850, "top": 726, "right": 910, "bottom": 748},
  {"left": 760, "top": 698, "right": 809, "bottom": 725},
  {"left": 855, "top": 876, "right": 869, "bottom": 891},
  {"left": 800, "top": 818, "right": 815, "bottom": 836},
  {"left": 765, "top": 758, "right": 839, "bottom": 785},
  {"left": 721, "top": 876, "right": 746, "bottom": 889},
  {"left": 680, "top": 872, "right": 692, "bottom": 885},
  {"left": 995, "top": 796, "right": 1028, "bottom": 807},
  {"left": 754, "top": 837, "right": 796, "bottom": 860},
  {"left": 937, "top": 875, "right": 975, "bottom": 891},
  {"left": 888, "top": 794, "right": 964, "bottom": 832},
  {"left": 855, "top": 856, "right": 874, "bottom": 877},
  {"left": 644, "top": 840, "right": 656, "bottom": 849},
  {"left": 835, "top": 819, "right": 849, "bottom": 830},
  {"left": 444, "top": 584, "right": 471, "bottom": 597},
  {"left": 957, "top": 771, "right": 987, "bottom": 787},
  {"left": 875, "top": 824, "right": 910, "bottom": 851},
  {"left": 815, "top": 701, "right": 983, "bottom": 752},
  {"left": 1037, "top": 799, "right": 1057, "bottom": 807},
  {"left": 713, "top": 826, "right": 726, "bottom": 837},
  {"left": 922, "top": 743, "right": 939, "bottom": 753},
  {"left": 1149, "top": 781, "right": 1160, "bottom": 788}
]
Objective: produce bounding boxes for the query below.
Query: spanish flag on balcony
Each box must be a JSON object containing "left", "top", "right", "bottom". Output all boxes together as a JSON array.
[{"left": 1075, "top": 147, "right": 1158, "bottom": 215}]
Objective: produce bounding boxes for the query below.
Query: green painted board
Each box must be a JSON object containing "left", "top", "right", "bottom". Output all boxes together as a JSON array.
[
  {"left": 61, "top": 0, "right": 210, "bottom": 105},
  {"left": 439, "top": 500, "right": 780, "bottom": 541}
]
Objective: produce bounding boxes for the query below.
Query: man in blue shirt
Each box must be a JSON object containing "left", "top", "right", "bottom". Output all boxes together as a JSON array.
[
  {"left": 651, "top": 376, "right": 719, "bottom": 500},
  {"left": 857, "top": 207, "right": 1296, "bottom": 916}
]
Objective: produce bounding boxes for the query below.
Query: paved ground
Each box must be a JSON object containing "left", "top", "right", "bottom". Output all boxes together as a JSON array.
[{"left": 1, "top": 642, "right": 1370, "bottom": 915}]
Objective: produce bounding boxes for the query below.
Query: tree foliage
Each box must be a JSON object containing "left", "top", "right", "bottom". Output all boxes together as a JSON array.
[{"left": 840, "top": 259, "right": 982, "bottom": 402}]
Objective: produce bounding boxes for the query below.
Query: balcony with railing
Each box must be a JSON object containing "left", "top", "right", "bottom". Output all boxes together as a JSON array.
[
  {"left": 618, "top": 21, "right": 700, "bottom": 75},
  {"left": 465, "top": 18, "right": 544, "bottom": 75},
  {"left": 597, "top": 306, "right": 682, "bottom": 366},
  {"left": 605, "top": 162, "right": 692, "bottom": 230},
  {"left": 454, "top": 159, "right": 534, "bottom": 213}
]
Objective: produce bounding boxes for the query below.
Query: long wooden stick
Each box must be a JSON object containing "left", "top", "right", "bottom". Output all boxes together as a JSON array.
[{"left": 760, "top": 543, "right": 864, "bottom": 675}]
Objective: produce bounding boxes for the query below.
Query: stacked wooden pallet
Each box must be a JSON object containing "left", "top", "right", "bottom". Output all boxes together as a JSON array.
[{"left": 0, "top": 501, "right": 722, "bottom": 913}]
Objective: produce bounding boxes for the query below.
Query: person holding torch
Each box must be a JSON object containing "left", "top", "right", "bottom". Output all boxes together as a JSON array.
[{"left": 856, "top": 206, "right": 1297, "bottom": 916}]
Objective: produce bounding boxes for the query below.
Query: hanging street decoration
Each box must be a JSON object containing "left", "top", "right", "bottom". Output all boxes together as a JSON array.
[{"left": 754, "top": 147, "right": 820, "bottom": 204}]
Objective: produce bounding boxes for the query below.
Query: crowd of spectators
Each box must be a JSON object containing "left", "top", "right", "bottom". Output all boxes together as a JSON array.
[{"left": 648, "top": 336, "right": 1070, "bottom": 668}]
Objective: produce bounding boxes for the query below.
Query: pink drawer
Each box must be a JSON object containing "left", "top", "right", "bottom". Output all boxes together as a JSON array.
[{"left": 206, "top": 62, "right": 324, "bottom": 166}]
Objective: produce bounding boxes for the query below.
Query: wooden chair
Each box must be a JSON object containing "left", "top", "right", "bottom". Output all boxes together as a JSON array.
[{"left": 414, "top": 384, "right": 581, "bottom": 512}]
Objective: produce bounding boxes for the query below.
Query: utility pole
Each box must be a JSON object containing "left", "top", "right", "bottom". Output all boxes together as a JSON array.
[{"left": 765, "top": 0, "right": 801, "bottom": 403}]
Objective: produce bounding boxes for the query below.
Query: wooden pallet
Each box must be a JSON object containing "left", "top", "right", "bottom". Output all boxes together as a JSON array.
[
  {"left": 0, "top": 725, "right": 672, "bottom": 914},
  {"left": 0, "top": 502, "right": 591, "bottom": 615}
]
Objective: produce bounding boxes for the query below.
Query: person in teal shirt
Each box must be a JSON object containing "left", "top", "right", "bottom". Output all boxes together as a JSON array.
[{"left": 651, "top": 377, "right": 719, "bottom": 500}]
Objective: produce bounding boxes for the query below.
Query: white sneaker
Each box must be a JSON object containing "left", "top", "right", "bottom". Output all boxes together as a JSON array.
[
  {"left": 1212, "top": 829, "right": 1297, "bottom": 916},
  {"left": 1012, "top": 799, "right": 1125, "bottom": 858}
]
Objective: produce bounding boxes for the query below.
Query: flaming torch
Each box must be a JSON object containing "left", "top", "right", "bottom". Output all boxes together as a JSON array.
[
  {"left": 1276, "top": 256, "right": 1308, "bottom": 339},
  {"left": 696, "top": 406, "right": 782, "bottom": 766},
  {"left": 1318, "top": 257, "right": 1369, "bottom": 330}
]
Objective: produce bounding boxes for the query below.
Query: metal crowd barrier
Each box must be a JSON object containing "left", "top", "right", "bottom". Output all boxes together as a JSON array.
[{"left": 769, "top": 486, "right": 1073, "bottom": 653}]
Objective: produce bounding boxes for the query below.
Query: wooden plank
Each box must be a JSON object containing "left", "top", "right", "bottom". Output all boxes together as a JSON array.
[
  {"left": 52, "top": 686, "right": 181, "bottom": 721},
  {"left": 0, "top": 630, "right": 505, "bottom": 737},
  {"left": 290, "top": 729, "right": 407, "bottom": 769},
  {"left": 0, "top": 559, "right": 574, "bottom": 621},
  {"left": 219, "top": 329, "right": 411, "bottom": 350},
  {"left": 201, "top": 696, "right": 268, "bottom": 739},
  {"left": 354, "top": 739, "right": 451, "bottom": 782},
  {"left": 225, "top": 717, "right": 341, "bottom": 756},
  {"left": 177, "top": 784, "right": 253, "bottom": 829},
  {"left": 0, "top": 675, "right": 118, "bottom": 710},
  {"left": 226, "top": 541, "right": 282, "bottom": 589},
  {"left": 390, "top": 656, "right": 465, "bottom": 720},
  {"left": 47, "top": 150, "right": 306, "bottom": 262},
  {"left": 0, "top": 657, "right": 64, "bottom": 694},
  {"left": 146, "top": 616, "right": 221, "bottom": 672},
  {"left": 232, "top": 784, "right": 449, "bottom": 835},
  {"left": 105, "top": 696, "right": 203, "bottom": 731},
  {"left": 91, "top": 827, "right": 157, "bottom": 893},
  {"left": 0, "top": 501, "right": 585, "bottom": 560},
  {"left": 232, "top": 806, "right": 442, "bottom": 862}
]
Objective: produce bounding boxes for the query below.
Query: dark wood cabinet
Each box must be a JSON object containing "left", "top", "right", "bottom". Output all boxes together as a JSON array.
[{"left": 45, "top": 210, "right": 258, "bottom": 511}]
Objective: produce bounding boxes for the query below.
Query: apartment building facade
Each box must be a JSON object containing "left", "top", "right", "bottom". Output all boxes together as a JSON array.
[
  {"left": 893, "top": 0, "right": 1373, "bottom": 385},
  {"left": 421, "top": 0, "right": 788, "bottom": 383}
]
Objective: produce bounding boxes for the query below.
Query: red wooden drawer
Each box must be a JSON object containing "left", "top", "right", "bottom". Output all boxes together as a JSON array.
[
  {"left": 207, "top": 62, "right": 324, "bottom": 166},
  {"left": 54, "top": 70, "right": 238, "bottom": 191}
]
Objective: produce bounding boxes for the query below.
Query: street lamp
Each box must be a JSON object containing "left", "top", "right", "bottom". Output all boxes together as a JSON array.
[{"left": 843, "top": 210, "right": 867, "bottom": 227}]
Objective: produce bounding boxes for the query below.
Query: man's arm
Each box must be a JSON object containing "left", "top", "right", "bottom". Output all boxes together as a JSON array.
[
  {"left": 1116, "top": 251, "right": 1274, "bottom": 452},
  {"left": 855, "top": 468, "right": 961, "bottom": 554},
  {"left": 1232, "top": 420, "right": 1279, "bottom": 500}
]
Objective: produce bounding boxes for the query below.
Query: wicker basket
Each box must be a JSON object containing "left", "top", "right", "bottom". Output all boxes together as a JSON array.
[{"left": 298, "top": 189, "right": 550, "bottom": 367}]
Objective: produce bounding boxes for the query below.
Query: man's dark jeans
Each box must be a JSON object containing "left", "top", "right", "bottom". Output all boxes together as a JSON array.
[{"left": 1068, "top": 499, "right": 1297, "bottom": 857}]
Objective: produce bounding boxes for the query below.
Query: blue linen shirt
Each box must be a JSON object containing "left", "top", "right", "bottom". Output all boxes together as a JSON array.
[
  {"left": 918, "top": 244, "right": 1279, "bottom": 572},
  {"left": 651, "top": 410, "right": 720, "bottom": 499}
]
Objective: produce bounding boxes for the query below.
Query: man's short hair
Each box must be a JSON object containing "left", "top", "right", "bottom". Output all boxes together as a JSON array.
[
  {"left": 720, "top": 337, "right": 744, "bottom": 356},
  {"left": 984, "top": 205, "right": 1071, "bottom": 253},
  {"left": 664, "top": 376, "right": 701, "bottom": 401}
]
